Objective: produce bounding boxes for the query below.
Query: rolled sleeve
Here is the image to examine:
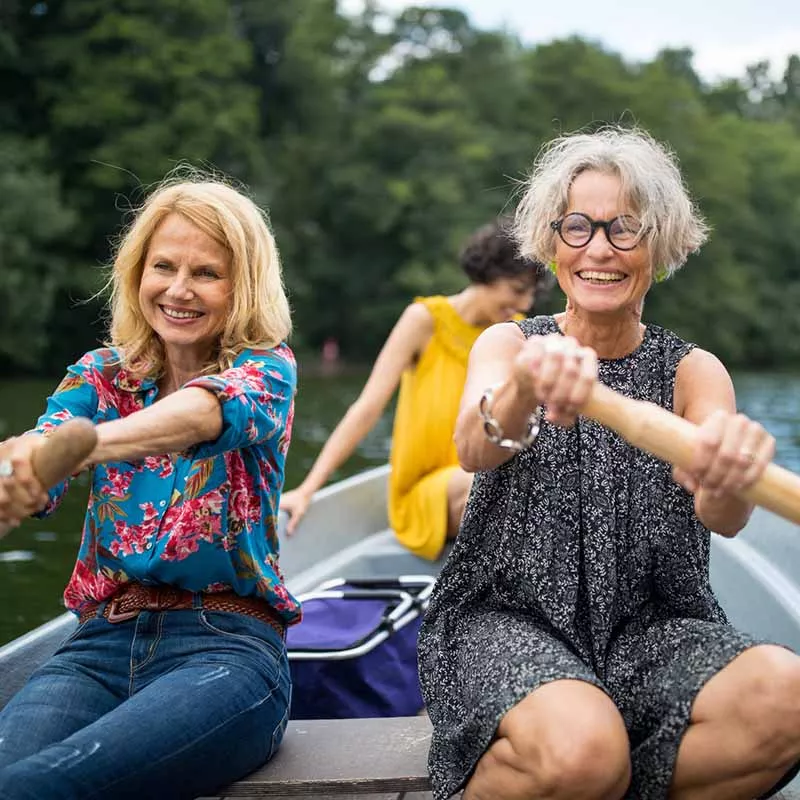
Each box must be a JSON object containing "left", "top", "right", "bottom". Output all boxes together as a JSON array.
[
  {"left": 31, "top": 351, "right": 105, "bottom": 516},
  {"left": 185, "top": 346, "right": 296, "bottom": 460}
]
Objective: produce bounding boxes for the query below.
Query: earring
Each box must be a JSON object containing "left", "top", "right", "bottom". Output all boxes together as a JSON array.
[
  {"left": 654, "top": 266, "right": 668, "bottom": 283},
  {"left": 548, "top": 260, "right": 558, "bottom": 274}
]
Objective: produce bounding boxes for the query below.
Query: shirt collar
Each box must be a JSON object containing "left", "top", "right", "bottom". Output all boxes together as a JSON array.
[{"left": 112, "top": 366, "right": 157, "bottom": 393}]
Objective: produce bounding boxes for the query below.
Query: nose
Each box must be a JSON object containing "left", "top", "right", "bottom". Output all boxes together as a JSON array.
[
  {"left": 521, "top": 289, "right": 535, "bottom": 312},
  {"left": 164, "top": 269, "right": 194, "bottom": 300},
  {"left": 585, "top": 225, "right": 614, "bottom": 257}
]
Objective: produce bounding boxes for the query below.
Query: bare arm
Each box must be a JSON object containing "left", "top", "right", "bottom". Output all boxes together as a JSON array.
[
  {"left": 455, "top": 323, "right": 539, "bottom": 472},
  {"left": 0, "top": 387, "right": 221, "bottom": 533},
  {"left": 674, "top": 348, "right": 773, "bottom": 537},
  {"left": 90, "top": 387, "right": 222, "bottom": 464},
  {"left": 283, "top": 303, "right": 434, "bottom": 518},
  {"left": 456, "top": 325, "right": 600, "bottom": 472}
]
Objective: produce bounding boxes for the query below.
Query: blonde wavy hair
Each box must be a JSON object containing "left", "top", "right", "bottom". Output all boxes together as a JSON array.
[
  {"left": 108, "top": 174, "right": 291, "bottom": 378},
  {"left": 513, "top": 126, "right": 709, "bottom": 278}
]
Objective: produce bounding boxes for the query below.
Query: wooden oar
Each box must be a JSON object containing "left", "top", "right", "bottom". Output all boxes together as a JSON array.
[
  {"left": 582, "top": 382, "right": 800, "bottom": 526},
  {"left": 31, "top": 417, "right": 97, "bottom": 489}
]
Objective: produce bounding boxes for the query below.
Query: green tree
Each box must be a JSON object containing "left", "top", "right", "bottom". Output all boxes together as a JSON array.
[
  {"left": 30, "top": 0, "right": 261, "bottom": 255},
  {"left": 230, "top": 0, "right": 362, "bottom": 353},
  {"left": 0, "top": 137, "right": 77, "bottom": 369},
  {"left": 306, "top": 8, "right": 504, "bottom": 355},
  {"left": 2, "top": 1, "right": 800, "bottom": 372}
]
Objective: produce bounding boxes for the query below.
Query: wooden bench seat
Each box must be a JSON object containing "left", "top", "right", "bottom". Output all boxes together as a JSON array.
[
  {"left": 216, "top": 716, "right": 432, "bottom": 798},
  {"left": 208, "top": 713, "right": 800, "bottom": 800}
]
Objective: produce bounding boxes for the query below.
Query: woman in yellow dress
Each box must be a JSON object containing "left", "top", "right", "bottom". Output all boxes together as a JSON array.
[{"left": 280, "top": 221, "right": 550, "bottom": 559}]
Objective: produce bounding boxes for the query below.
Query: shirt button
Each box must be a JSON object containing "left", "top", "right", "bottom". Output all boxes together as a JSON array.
[{"left": 159, "top": 500, "right": 166, "bottom": 507}]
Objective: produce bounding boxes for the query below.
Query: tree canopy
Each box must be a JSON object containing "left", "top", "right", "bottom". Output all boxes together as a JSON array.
[{"left": 2, "top": 0, "right": 799, "bottom": 372}]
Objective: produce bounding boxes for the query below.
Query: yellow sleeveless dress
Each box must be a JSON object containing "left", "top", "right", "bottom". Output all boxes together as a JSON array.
[{"left": 388, "top": 296, "right": 487, "bottom": 560}]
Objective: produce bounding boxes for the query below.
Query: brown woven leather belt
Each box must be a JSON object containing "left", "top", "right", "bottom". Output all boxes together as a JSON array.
[{"left": 79, "top": 583, "right": 285, "bottom": 639}]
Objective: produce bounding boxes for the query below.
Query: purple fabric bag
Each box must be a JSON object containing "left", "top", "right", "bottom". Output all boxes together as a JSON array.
[{"left": 287, "top": 577, "right": 433, "bottom": 719}]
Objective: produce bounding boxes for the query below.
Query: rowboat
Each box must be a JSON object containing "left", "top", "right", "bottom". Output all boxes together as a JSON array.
[
  {"left": 3, "top": 459, "right": 800, "bottom": 665},
  {"left": 2, "top": 465, "right": 800, "bottom": 794},
  {"left": 2, "top": 408, "right": 800, "bottom": 796}
]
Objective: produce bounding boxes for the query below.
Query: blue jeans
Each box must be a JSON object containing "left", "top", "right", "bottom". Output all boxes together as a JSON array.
[{"left": 0, "top": 604, "right": 291, "bottom": 800}]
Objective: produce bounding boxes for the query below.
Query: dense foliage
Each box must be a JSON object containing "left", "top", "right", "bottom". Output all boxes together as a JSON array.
[{"left": 2, "top": 0, "right": 799, "bottom": 372}]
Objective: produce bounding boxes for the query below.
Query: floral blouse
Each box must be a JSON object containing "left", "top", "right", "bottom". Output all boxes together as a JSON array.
[{"left": 34, "top": 345, "right": 301, "bottom": 624}]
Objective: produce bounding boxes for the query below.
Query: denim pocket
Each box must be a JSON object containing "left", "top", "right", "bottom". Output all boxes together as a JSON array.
[
  {"left": 54, "top": 617, "right": 93, "bottom": 652},
  {"left": 199, "top": 609, "right": 285, "bottom": 662}
]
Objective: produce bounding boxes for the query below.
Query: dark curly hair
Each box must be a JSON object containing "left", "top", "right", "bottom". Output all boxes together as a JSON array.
[{"left": 460, "top": 220, "right": 551, "bottom": 299}]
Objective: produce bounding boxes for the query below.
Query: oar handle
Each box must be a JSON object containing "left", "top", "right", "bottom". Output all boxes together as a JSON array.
[
  {"left": 31, "top": 418, "right": 98, "bottom": 489},
  {"left": 582, "top": 382, "right": 800, "bottom": 526}
]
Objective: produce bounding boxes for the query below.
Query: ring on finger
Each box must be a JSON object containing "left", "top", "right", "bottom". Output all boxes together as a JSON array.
[{"left": 0, "top": 459, "right": 13, "bottom": 479}]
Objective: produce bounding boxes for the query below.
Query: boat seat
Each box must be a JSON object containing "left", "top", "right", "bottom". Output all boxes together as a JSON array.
[
  {"left": 212, "top": 715, "right": 433, "bottom": 798},
  {"left": 208, "top": 711, "right": 800, "bottom": 799}
]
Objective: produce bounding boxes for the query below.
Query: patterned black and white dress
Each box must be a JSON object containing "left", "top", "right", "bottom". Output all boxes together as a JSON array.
[{"left": 417, "top": 315, "right": 774, "bottom": 800}]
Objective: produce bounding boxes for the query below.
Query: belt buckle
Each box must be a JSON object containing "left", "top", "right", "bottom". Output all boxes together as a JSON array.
[{"left": 106, "top": 596, "right": 140, "bottom": 624}]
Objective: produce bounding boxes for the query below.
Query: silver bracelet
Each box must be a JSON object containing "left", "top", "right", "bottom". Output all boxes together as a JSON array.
[{"left": 478, "top": 382, "right": 542, "bottom": 452}]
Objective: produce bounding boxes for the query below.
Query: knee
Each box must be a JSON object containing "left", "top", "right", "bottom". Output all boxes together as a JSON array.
[
  {"left": 492, "top": 721, "right": 631, "bottom": 799},
  {"left": 738, "top": 647, "right": 800, "bottom": 766}
]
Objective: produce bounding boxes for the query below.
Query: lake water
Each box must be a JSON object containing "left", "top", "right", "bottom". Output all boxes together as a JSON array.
[{"left": 0, "top": 369, "right": 798, "bottom": 645}]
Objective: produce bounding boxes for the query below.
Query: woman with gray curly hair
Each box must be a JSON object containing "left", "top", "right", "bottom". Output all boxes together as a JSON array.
[{"left": 418, "top": 127, "right": 800, "bottom": 800}]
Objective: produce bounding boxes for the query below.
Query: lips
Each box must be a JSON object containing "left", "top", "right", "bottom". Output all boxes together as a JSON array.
[
  {"left": 576, "top": 270, "right": 626, "bottom": 283},
  {"left": 160, "top": 305, "right": 204, "bottom": 320}
]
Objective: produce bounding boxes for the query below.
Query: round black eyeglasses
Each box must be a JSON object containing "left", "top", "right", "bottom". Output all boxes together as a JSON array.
[{"left": 550, "top": 213, "right": 643, "bottom": 251}]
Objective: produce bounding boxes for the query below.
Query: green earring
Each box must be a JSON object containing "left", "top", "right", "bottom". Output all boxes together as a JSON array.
[
  {"left": 548, "top": 260, "right": 558, "bottom": 274},
  {"left": 654, "top": 266, "right": 668, "bottom": 283}
]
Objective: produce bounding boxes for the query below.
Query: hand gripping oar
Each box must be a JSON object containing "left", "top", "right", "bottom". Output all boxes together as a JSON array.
[
  {"left": 582, "top": 383, "right": 800, "bottom": 526},
  {"left": 31, "top": 418, "right": 97, "bottom": 489}
]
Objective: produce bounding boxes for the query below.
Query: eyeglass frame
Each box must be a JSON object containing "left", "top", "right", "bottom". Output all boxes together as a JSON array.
[{"left": 549, "top": 212, "right": 645, "bottom": 252}]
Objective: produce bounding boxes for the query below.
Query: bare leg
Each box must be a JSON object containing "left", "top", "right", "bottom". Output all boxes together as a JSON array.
[
  {"left": 446, "top": 468, "right": 473, "bottom": 539},
  {"left": 670, "top": 645, "right": 800, "bottom": 799},
  {"left": 463, "top": 680, "right": 630, "bottom": 800}
]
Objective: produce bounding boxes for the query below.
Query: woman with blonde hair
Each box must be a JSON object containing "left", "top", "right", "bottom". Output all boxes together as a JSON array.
[
  {"left": 419, "top": 127, "right": 800, "bottom": 799},
  {"left": 0, "top": 174, "right": 297, "bottom": 799}
]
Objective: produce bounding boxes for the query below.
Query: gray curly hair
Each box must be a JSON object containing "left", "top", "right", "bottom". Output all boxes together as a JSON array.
[{"left": 512, "top": 126, "right": 709, "bottom": 278}]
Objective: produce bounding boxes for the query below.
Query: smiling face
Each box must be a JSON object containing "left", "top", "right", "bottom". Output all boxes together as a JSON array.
[
  {"left": 554, "top": 170, "right": 652, "bottom": 316},
  {"left": 138, "top": 213, "right": 232, "bottom": 367}
]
